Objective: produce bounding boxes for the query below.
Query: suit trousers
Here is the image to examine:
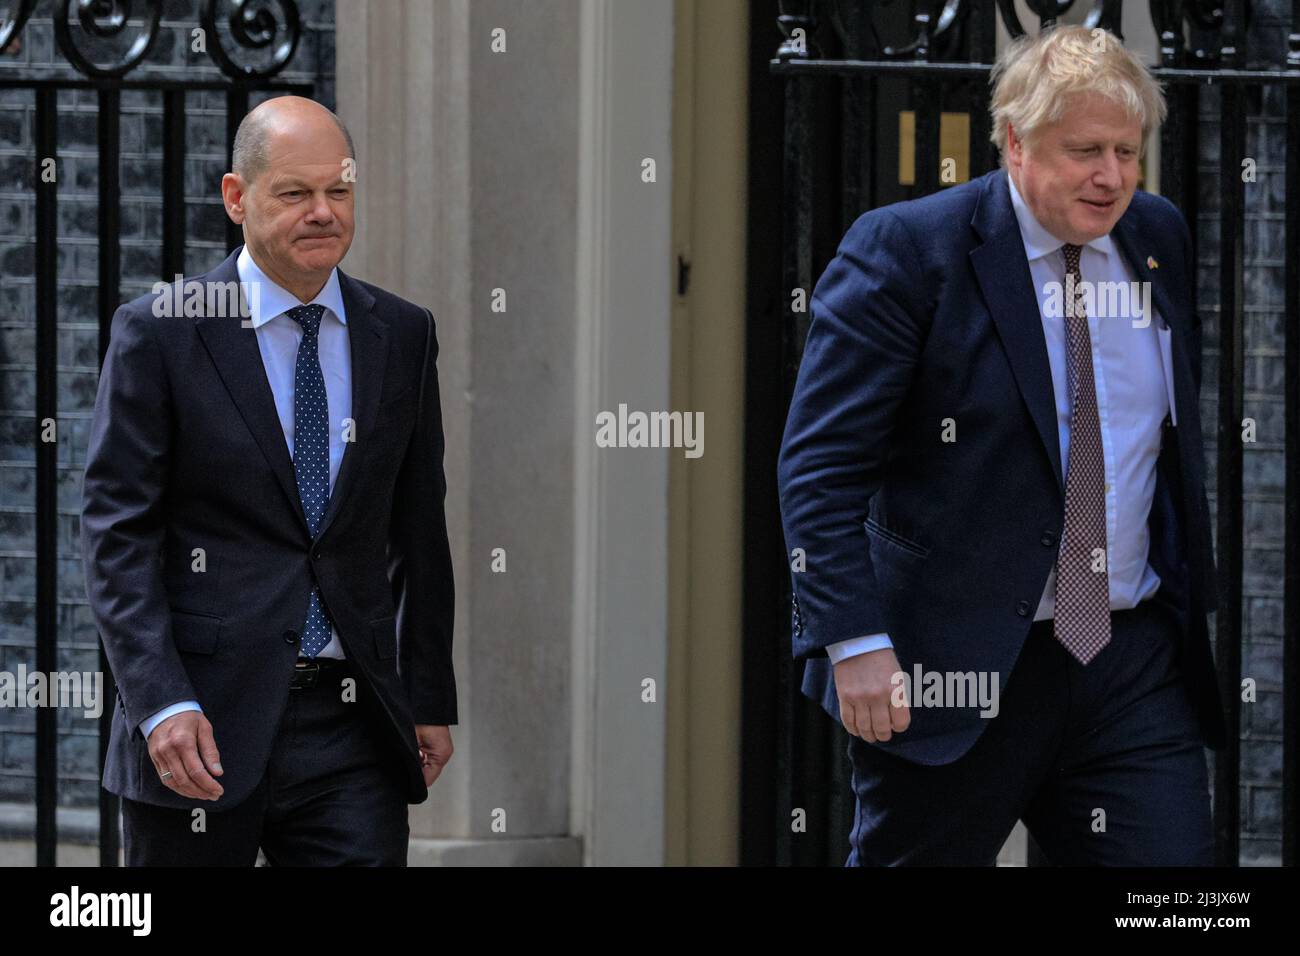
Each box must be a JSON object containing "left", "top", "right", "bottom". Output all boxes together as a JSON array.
[
  {"left": 121, "top": 659, "right": 410, "bottom": 866},
  {"left": 845, "top": 590, "right": 1214, "bottom": 865}
]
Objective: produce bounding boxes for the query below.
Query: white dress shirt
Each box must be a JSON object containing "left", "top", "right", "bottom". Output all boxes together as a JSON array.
[
  {"left": 141, "top": 246, "right": 352, "bottom": 738},
  {"left": 826, "top": 171, "right": 1176, "bottom": 664}
]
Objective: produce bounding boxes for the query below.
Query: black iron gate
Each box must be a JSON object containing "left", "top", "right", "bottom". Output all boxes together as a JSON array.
[
  {"left": 743, "top": 0, "right": 1300, "bottom": 866},
  {"left": 1, "top": 0, "right": 313, "bottom": 866}
]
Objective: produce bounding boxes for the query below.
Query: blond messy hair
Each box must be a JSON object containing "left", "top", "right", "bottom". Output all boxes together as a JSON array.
[{"left": 989, "top": 25, "right": 1166, "bottom": 165}]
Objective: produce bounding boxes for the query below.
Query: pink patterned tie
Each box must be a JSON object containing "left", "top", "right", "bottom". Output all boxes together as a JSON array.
[{"left": 1053, "top": 243, "right": 1111, "bottom": 664}]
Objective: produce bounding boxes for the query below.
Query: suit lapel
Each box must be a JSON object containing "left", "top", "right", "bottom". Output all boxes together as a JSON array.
[
  {"left": 315, "top": 269, "right": 386, "bottom": 542},
  {"left": 194, "top": 248, "right": 389, "bottom": 542},
  {"left": 969, "top": 172, "right": 1201, "bottom": 503},
  {"left": 967, "top": 174, "right": 1211, "bottom": 614},
  {"left": 195, "top": 249, "right": 308, "bottom": 533},
  {"left": 969, "top": 170, "right": 1065, "bottom": 495},
  {"left": 1112, "top": 211, "right": 1215, "bottom": 615},
  {"left": 1110, "top": 215, "right": 1194, "bottom": 428}
]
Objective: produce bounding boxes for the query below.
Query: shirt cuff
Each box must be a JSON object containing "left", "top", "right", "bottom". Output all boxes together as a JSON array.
[
  {"left": 140, "top": 700, "right": 202, "bottom": 739},
  {"left": 826, "top": 633, "right": 893, "bottom": 664}
]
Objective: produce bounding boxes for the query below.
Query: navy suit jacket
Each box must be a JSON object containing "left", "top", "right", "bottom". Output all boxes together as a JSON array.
[
  {"left": 82, "top": 246, "right": 456, "bottom": 809},
  {"left": 777, "top": 169, "right": 1226, "bottom": 765}
]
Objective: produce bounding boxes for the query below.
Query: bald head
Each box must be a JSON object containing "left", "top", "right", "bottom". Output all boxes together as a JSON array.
[
  {"left": 221, "top": 94, "right": 356, "bottom": 302},
  {"left": 231, "top": 95, "right": 355, "bottom": 185}
]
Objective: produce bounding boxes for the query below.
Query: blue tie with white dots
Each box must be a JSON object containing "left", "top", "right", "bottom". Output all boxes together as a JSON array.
[{"left": 286, "top": 304, "right": 333, "bottom": 658}]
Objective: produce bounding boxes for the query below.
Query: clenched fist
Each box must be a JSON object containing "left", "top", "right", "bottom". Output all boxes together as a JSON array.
[{"left": 832, "top": 647, "right": 911, "bottom": 743}]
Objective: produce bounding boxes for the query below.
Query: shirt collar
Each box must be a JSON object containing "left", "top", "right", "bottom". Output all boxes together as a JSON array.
[
  {"left": 1006, "top": 169, "right": 1114, "bottom": 263},
  {"left": 236, "top": 244, "right": 348, "bottom": 329}
]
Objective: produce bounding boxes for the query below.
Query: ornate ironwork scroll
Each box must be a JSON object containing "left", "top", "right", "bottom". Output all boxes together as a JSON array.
[{"left": 0, "top": 0, "right": 303, "bottom": 78}]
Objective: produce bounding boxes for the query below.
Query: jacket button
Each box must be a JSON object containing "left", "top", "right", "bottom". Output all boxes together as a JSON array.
[
  {"left": 1016, "top": 600, "right": 1030, "bottom": 616},
  {"left": 312, "top": 549, "right": 323, "bottom": 561},
  {"left": 1040, "top": 531, "right": 1056, "bottom": 547},
  {"left": 283, "top": 629, "right": 299, "bottom": 645}
]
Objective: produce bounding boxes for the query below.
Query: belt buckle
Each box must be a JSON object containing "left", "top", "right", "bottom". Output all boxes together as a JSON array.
[{"left": 291, "top": 659, "right": 321, "bottom": 690}]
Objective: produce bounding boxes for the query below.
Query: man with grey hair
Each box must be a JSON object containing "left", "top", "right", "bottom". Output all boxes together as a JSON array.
[
  {"left": 83, "top": 95, "right": 456, "bottom": 864},
  {"left": 778, "top": 25, "right": 1224, "bottom": 864}
]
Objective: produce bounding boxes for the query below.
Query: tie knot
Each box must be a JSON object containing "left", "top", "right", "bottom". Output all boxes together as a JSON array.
[
  {"left": 287, "top": 304, "right": 326, "bottom": 336},
  {"left": 1061, "top": 243, "right": 1082, "bottom": 273}
]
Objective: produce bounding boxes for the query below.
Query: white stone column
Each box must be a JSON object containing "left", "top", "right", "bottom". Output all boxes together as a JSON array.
[{"left": 336, "top": 0, "right": 675, "bottom": 865}]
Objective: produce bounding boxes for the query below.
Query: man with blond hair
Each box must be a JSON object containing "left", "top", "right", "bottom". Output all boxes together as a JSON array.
[{"left": 778, "top": 25, "right": 1225, "bottom": 865}]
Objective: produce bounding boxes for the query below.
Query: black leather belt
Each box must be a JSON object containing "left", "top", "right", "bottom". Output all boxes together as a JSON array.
[{"left": 290, "top": 657, "right": 349, "bottom": 690}]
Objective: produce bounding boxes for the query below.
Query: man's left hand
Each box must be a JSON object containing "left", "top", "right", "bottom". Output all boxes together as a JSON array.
[{"left": 415, "top": 724, "right": 453, "bottom": 787}]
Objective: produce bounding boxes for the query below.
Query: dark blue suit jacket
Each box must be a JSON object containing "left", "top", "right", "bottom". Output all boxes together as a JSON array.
[
  {"left": 777, "top": 169, "right": 1225, "bottom": 765},
  {"left": 82, "top": 246, "right": 456, "bottom": 809}
]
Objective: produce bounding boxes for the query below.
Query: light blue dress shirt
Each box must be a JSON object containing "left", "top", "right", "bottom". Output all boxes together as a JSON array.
[
  {"left": 825, "top": 171, "right": 1176, "bottom": 665},
  {"left": 140, "top": 245, "right": 351, "bottom": 738}
]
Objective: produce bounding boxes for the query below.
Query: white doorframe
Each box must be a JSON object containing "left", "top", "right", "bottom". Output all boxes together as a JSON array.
[{"left": 571, "top": 0, "right": 676, "bottom": 866}]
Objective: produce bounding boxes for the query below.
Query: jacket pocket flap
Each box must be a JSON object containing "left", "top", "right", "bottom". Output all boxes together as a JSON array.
[{"left": 863, "top": 517, "right": 930, "bottom": 558}]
